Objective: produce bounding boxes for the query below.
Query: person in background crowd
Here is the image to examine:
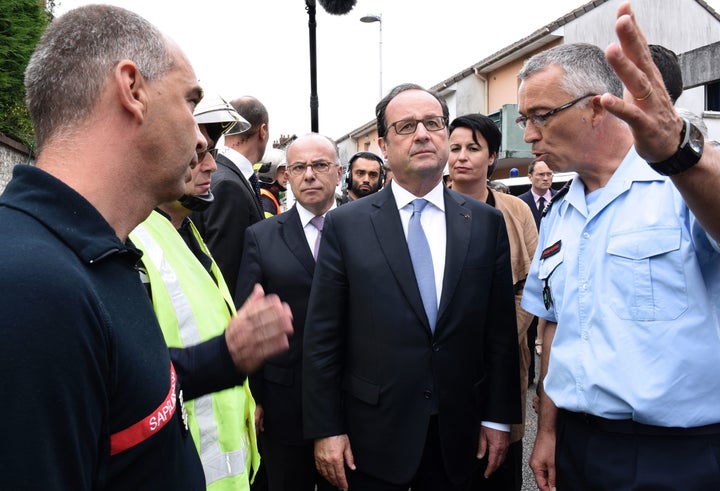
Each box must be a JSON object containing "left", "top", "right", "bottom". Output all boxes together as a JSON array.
[
  {"left": 340, "top": 151, "right": 385, "bottom": 204},
  {"left": 448, "top": 113, "right": 537, "bottom": 491},
  {"left": 192, "top": 96, "right": 269, "bottom": 298},
  {"left": 257, "top": 147, "right": 288, "bottom": 217},
  {"left": 649, "top": 44, "right": 683, "bottom": 104},
  {"left": 518, "top": 161, "right": 555, "bottom": 229},
  {"left": 237, "top": 133, "right": 341, "bottom": 491},
  {"left": 488, "top": 180, "right": 510, "bottom": 193}
]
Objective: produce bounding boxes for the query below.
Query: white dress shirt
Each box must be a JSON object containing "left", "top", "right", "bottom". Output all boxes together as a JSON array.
[
  {"left": 390, "top": 180, "right": 446, "bottom": 309},
  {"left": 391, "top": 179, "right": 509, "bottom": 433},
  {"left": 219, "top": 146, "right": 254, "bottom": 181},
  {"left": 297, "top": 202, "right": 337, "bottom": 251},
  {"left": 531, "top": 189, "right": 553, "bottom": 210}
]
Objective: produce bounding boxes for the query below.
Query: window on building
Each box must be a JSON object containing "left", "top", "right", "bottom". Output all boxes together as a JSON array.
[{"left": 706, "top": 81, "right": 720, "bottom": 112}]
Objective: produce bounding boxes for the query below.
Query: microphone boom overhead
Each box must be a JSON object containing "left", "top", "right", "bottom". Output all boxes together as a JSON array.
[{"left": 317, "top": 0, "right": 356, "bottom": 15}]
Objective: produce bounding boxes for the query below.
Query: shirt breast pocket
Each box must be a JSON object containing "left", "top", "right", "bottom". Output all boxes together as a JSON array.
[{"left": 606, "top": 227, "right": 687, "bottom": 321}]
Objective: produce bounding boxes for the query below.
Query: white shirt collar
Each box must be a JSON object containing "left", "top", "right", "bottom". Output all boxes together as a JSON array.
[
  {"left": 296, "top": 201, "right": 337, "bottom": 228},
  {"left": 531, "top": 189, "right": 553, "bottom": 202},
  {"left": 390, "top": 179, "right": 446, "bottom": 213},
  {"left": 219, "top": 146, "right": 254, "bottom": 180}
]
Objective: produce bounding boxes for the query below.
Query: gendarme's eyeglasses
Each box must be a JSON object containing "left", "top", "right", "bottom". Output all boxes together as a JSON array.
[
  {"left": 389, "top": 116, "right": 448, "bottom": 135},
  {"left": 516, "top": 94, "right": 597, "bottom": 130},
  {"left": 288, "top": 161, "right": 334, "bottom": 177},
  {"left": 197, "top": 146, "right": 219, "bottom": 162}
]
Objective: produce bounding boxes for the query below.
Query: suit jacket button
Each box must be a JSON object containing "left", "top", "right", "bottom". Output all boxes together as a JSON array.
[
  {"left": 432, "top": 343, "right": 440, "bottom": 352},
  {"left": 423, "top": 390, "right": 432, "bottom": 399}
]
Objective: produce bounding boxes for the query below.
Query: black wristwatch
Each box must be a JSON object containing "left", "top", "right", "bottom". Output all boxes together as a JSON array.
[{"left": 648, "top": 118, "right": 704, "bottom": 176}]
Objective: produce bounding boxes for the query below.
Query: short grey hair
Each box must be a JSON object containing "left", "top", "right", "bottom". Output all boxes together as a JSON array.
[
  {"left": 287, "top": 133, "right": 341, "bottom": 165},
  {"left": 518, "top": 43, "right": 623, "bottom": 104},
  {"left": 25, "top": 5, "right": 175, "bottom": 150}
]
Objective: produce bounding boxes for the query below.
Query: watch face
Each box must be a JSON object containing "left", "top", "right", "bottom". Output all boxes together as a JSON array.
[{"left": 688, "top": 123, "right": 704, "bottom": 154}]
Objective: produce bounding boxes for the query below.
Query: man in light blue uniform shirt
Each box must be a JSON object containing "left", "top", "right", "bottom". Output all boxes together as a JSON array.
[{"left": 519, "top": 5, "right": 720, "bottom": 491}]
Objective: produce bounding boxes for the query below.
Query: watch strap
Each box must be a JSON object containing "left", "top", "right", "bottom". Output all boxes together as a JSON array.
[{"left": 648, "top": 118, "right": 704, "bottom": 176}]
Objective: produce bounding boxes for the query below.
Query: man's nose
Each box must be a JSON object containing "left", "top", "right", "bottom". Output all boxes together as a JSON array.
[
  {"left": 413, "top": 122, "right": 431, "bottom": 140},
  {"left": 523, "top": 121, "right": 541, "bottom": 143}
]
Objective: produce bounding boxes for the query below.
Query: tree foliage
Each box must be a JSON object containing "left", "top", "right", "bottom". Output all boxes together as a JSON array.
[{"left": 0, "top": 0, "right": 51, "bottom": 148}]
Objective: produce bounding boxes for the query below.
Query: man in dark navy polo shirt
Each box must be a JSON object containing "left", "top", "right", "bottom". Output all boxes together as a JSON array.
[{"left": 0, "top": 5, "right": 291, "bottom": 490}]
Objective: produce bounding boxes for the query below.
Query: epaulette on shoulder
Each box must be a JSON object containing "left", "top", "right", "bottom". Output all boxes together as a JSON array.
[{"left": 542, "top": 179, "right": 572, "bottom": 218}]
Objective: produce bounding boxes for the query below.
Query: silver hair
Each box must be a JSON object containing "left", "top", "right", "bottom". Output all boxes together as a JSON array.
[
  {"left": 518, "top": 43, "right": 623, "bottom": 106},
  {"left": 24, "top": 5, "right": 175, "bottom": 150}
]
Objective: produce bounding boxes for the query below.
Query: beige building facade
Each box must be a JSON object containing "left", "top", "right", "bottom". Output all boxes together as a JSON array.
[{"left": 336, "top": 0, "right": 720, "bottom": 180}]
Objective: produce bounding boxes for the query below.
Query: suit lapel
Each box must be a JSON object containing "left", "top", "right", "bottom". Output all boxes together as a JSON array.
[
  {"left": 369, "top": 188, "right": 430, "bottom": 332},
  {"left": 437, "top": 189, "right": 472, "bottom": 325},
  {"left": 216, "top": 154, "right": 264, "bottom": 217},
  {"left": 281, "top": 207, "right": 315, "bottom": 276}
]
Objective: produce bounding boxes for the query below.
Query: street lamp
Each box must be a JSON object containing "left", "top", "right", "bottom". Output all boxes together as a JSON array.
[
  {"left": 360, "top": 13, "right": 383, "bottom": 100},
  {"left": 306, "top": 0, "right": 319, "bottom": 131}
]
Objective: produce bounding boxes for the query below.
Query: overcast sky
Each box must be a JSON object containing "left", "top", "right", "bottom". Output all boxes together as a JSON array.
[{"left": 54, "top": 0, "right": 720, "bottom": 144}]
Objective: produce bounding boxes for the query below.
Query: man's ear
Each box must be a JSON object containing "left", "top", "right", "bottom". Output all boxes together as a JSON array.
[
  {"left": 115, "top": 60, "right": 147, "bottom": 123},
  {"left": 259, "top": 123, "right": 269, "bottom": 142},
  {"left": 589, "top": 94, "right": 607, "bottom": 127},
  {"left": 378, "top": 137, "right": 388, "bottom": 158}
]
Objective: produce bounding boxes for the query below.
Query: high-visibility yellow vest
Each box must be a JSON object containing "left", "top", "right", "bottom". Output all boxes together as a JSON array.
[
  {"left": 260, "top": 188, "right": 281, "bottom": 218},
  {"left": 130, "top": 211, "right": 260, "bottom": 491}
]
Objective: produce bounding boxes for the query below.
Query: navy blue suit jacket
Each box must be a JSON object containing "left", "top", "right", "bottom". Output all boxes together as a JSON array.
[
  {"left": 191, "top": 153, "right": 264, "bottom": 298},
  {"left": 303, "top": 184, "right": 521, "bottom": 484},
  {"left": 518, "top": 188, "right": 556, "bottom": 229},
  {"left": 236, "top": 206, "right": 315, "bottom": 445}
]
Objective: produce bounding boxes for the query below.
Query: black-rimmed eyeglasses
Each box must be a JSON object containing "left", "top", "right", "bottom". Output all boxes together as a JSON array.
[
  {"left": 389, "top": 116, "right": 448, "bottom": 135},
  {"left": 516, "top": 94, "right": 597, "bottom": 130}
]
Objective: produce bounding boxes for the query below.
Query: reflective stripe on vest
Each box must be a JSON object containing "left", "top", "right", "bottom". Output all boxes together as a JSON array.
[
  {"left": 260, "top": 188, "right": 281, "bottom": 215},
  {"left": 131, "top": 212, "right": 258, "bottom": 489}
]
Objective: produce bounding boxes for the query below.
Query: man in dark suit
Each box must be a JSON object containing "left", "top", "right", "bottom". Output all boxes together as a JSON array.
[
  {"left": 192, "top": 96, "right": 268, "bottom": 298},
  {"left": 236, "top": 133, "right": 340, "bottom": 491},
  {"left": 517, "top": 161, "right": 556, "bottom": 228},
  {"left": 303, "top": 83, "right": 521, "bottom": 491}
]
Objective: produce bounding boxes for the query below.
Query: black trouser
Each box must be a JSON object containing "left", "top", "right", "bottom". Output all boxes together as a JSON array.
[
  {"left": 526, "top": 316, "right": 538, "bottom": 385},
  {"left": 556, "top": 409, "right": 720, "bottom": 490},
  {"left": 259, "top": 433, "right": 334, "bottom": 491},
  {"left": 346, "top": 416, "right": 470, "bottom": 491}
]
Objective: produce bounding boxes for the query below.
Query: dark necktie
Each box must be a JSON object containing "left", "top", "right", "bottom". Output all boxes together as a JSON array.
[
  {"left": 538, "top": 196, "right": 546, "bottom": 213},
  {"left": 249, "top": 173, "right": 262, "bottom": 203},
  {"left": 310, "top": 215, "right": 324, "bottom": 261},
  {"left": 407, "top": 199, "right": 437, "bottom": 332}
]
